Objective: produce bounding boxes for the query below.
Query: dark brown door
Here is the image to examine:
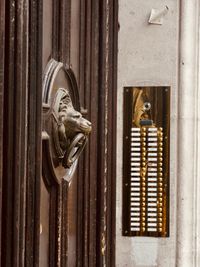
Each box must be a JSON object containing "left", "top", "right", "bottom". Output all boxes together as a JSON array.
[
  {"left": 0, "top": 0, "right": 118, "bottom": 266},
  {"left": 39, "top": 1, "right": 81, "bottom": 266}
]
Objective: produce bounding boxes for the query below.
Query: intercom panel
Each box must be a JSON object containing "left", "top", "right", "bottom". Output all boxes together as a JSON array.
[{"left": 123, "top": 87, "right": 170, "bottom": 237}]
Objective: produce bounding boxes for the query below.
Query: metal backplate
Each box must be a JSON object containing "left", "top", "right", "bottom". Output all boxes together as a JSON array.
[{"left": 123, "top": 87, "right": 170, "bottom": 237}]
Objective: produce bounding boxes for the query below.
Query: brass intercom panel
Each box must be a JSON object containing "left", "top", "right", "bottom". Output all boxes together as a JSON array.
[{"left": 123, "top": 87, "right": 170, "bottom": 237}]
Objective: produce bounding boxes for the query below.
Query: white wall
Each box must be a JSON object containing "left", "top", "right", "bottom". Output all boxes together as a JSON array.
[
  {"left": 116, "top": 0, "right": 200, "bottom": 266},
  {"left": 116, "top": 1, "right": 179, "bottom": 266}
]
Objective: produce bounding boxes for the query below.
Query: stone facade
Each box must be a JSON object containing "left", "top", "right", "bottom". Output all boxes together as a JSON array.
[{"left": 116, "top": 0, "right": 200, "bottom": 266}]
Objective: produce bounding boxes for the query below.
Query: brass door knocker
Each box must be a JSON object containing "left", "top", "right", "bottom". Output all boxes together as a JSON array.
[
  {"left": 52, "top": 87, "right": 91, "bottom": 168},
  {"left": 42, "top": 59, "right": 92, "bottom": 182}
]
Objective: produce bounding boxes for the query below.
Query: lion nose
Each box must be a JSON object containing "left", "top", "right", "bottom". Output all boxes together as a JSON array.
[{"left": 86, "top": 121, "right": 92, "bottom": 133}]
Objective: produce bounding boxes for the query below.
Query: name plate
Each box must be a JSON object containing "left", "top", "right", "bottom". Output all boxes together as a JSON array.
[{"left": 123, "top": 86, "right": 170, "bottom": 237}]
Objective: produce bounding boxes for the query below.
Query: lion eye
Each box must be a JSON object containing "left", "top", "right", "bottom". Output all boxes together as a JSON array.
[{"left": 73, "top": 113, "right": 81, "bottom": 119}]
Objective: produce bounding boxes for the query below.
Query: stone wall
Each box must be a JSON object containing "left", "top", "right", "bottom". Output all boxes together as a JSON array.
[{"left": 116, "top": 0, "right": 200, "bottom": 266}]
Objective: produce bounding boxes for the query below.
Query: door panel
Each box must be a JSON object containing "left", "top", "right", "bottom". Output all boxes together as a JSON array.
[
  {"left": 0, "top": 0, "right": 118, "bottom": 266},
  {"left": 41, "top": 1, "right": 81, "bottom": 265},
  {"left": 67, "top": 176, "right": 78, "bottom": 266},
  {"left": 42, "top": 0, "right": 53, "bottom": 71},
  {"left": 70, "top": 0, "right": 80, "bottom": 80},
  {"left": 39, "top": 178, "right": 50, "bottom": 267}
]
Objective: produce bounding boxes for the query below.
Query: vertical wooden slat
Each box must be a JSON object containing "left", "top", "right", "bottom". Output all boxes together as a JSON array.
[
  {"left": 78, "top": 0, "right": 100, "bottom": 266},
  {"left": 61, "top": 181, "right": 68, "bottom": 266},
  {"left": 97, "top": 0, "right": 118, "bottom": 266},
  {"left": 58, "top": 1, "right": 72, "bottom": 266},
  {"left": 2, "top": 1, "right": 18, "bottom": 265},
  {"left": 78, "top": 0, "right": 118, "bottom": 266},
  {"left": 98, "top": 2, "right": 109, "bottom": 265},
  {"left": 52, "top": 0, "right": 71, "bottom": 64},
  {"left": 0, "top": 1, "right": 5, "bottom": 265},
  {"left": 106, "top": 1, "right": 118, "bottom": 266},
  {"left": 77, "top": 1, "right": 86, "bottom": 265},
  {"left": 1, "top": 2, "right": 15, "bottom": 265},
  {"left": 60, "top": 0, "right": 71, "bottom": 64},
  {"left": 52, "top": 0, "right": 59, "bottom": 60},
  {"left": 25, "top": 0, "right": 42, "bottom": 266},
  {"left": 89, "top": 1, "right": 100, "bottom": 266},
  {"left": 14, "top": 1, "right": 29, "bottom": 266},
  {"left": 1, "top": 0, "right": 29, "bottom": 265},
  {"left": 84, "top": 1, "right": 92, "bottom": 265}
]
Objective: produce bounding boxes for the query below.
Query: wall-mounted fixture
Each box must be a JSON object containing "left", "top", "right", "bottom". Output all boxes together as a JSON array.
[
  {"left": 148, "top": 6, "right": 169, "bottom": 25},
  {"left": 42, "top": 59, "right": 92, "bottom": 183},
  {"left": 123, "top": 87, "right": 170, "bottom": 237}
]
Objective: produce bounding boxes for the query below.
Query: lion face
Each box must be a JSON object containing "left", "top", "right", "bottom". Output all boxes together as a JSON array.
[
  {"left": 61, "top": 108, "right": 91, "bottom": 138},
  {"left": 54, "top": 88, "right": 92, "bottom": 152}
]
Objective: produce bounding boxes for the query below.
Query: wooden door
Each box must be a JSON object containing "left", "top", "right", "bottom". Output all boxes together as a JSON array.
[{"left": 0, "top": 0, "right": 118, "bottom": 266}]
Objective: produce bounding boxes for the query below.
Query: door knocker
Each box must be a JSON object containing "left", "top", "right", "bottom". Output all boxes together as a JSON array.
[
  {"left": 52, "top": 88, "right": 91, "bottom": 169},
  {"left": 42, "top": 59, "right": 92, "bottom": 183}
]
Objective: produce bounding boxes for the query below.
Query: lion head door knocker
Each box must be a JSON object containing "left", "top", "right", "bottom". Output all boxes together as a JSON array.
[
  {"left": 52, "top": 88, "right": 91, "bottom": 168},
  {"left": 42, "top": 59, "right": 92, "bottom": 183}
]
